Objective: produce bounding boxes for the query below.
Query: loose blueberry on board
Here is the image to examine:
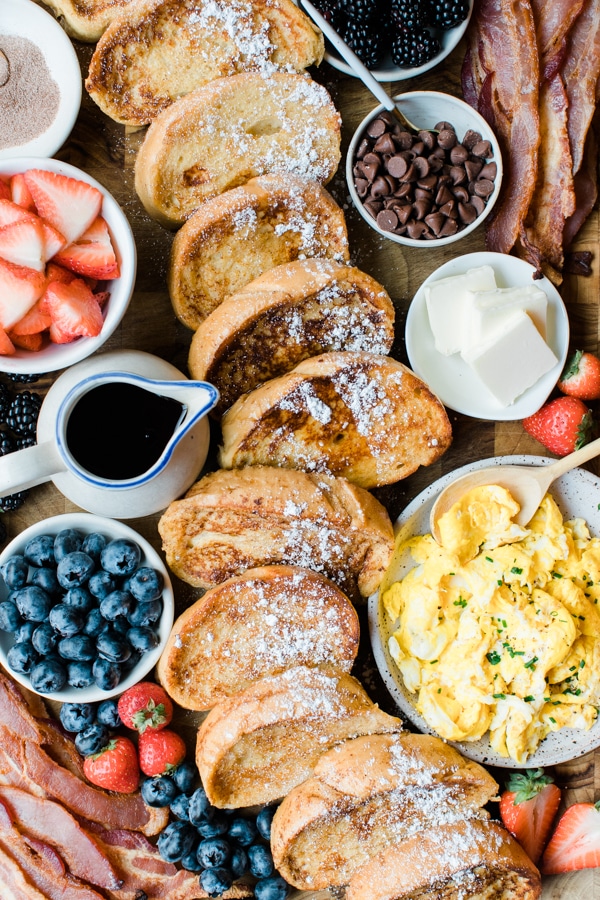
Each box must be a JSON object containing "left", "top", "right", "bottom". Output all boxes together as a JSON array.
[
  {"left": 256, "top": 805, "right": 276, "bottom": 841},
  {"left": 200, "top": 867, "right": 234, "bottom": 897},
  {"left": 59, "top": 701, "right": 96, "bottom": 733},
  {"left": 228, "top": 817, "right": 258, "bottom": 847},
  {"left": 75, "top": 722, "right": 110, "bottom": 756},
  {"left": 157, "top": 821, "right": 198, "bottom": 863},
  {"left": 141, "top": 775, "right": 179, "bottom": 808},
  {"left": 96, "top": 698, "right": 122, "bottom": 729},
  {"left": 248, "top": 844, "right": 275, "bottom": 879},
  {"left": 254, "top": 875, "right": 290, "bottom": 900}
]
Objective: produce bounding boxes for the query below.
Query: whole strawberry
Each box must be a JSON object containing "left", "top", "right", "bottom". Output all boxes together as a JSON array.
[
  {"left": 83, "top": 736, "right": 140, "bottom": 793},
  {"left": 117, "top": 681, "right": 173, "bottom": 734},
  {"left": 522, "top": 396, "right": 594, "bottom": 456},
  {"left": 557, "top": 349, "right": 600, "bottom": 400},
  {"left": 138, "top": 728, "right": 186, "bottom": 777}
]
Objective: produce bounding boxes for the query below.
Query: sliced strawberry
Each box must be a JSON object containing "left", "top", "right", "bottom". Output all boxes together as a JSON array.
[
  {"left": 23, "top": 169, "right": 102, "bottom": 245},
  {"left": 0, "top": 325, "right": 15, "bottom": 356},
  {"left": 8, "top": 331, "right": 45, "bottom": 352},
  {"left": 44, "top": 279, "right": 104, "bottom": 344},
  {"left": 0, "top": 218, "right": 46, "bottom": 272},
  {"left": 0, "top": 198, "right": 32, "bottom": 227},
  {"left": 499, "top": 768, "right": 562, "bottom": 864},
  {"left": 95, "top": 290, "right": 110, "bottom": 309},
  {"left": 53, "top": 215, "right": 120, "bottom": 280},
  {"left": 0, "top": 201, "right": 66, "bottom": 262},
  {"left": 10, "top": 173, "right": 36, "bottom": 212},
  {"left": 0, "top": 258, "right": 46, "bottom": 331},
  {"left": 542, "top": 801, "right": 600, "bottom": 873},
  {"left": 0, "top": 178, "right": 10, "bottom": 202},
  {"left": 45, "top": 261, "right": 78, "bottom": 285},
  {"left": 11, "top": 297, "right": 52, "bottom": 336}
]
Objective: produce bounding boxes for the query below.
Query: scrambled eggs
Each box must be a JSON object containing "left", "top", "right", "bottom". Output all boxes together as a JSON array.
[{"left": 382, "top": 484, "right": 600, "bottom": 763}]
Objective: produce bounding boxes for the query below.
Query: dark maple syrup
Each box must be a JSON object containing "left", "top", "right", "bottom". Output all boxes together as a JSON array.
[{"left": 66, "top": 382, "right": 185, "bottom": 481}]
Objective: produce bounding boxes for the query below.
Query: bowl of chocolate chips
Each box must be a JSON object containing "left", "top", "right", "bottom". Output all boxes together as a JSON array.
[{"left": 347, "top": 91, "right": 502, "bottom": 246}]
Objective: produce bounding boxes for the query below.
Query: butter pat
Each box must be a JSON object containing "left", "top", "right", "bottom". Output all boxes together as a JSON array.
[
  {"left": 425, "top": 265, "right": 497, "bottom": 356},
  {"left": 461, "top": 309, "right": 558, "bottom": 406},
  {"left": 465, "top": 284, "right": 548, "bottom": 350}
]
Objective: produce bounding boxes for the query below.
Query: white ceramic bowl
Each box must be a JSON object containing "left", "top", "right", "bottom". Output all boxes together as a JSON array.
[
  {"left": 0, "top": 157, "right": 136, "bottom": 375},
  {"left": 0, "top": 513, "right": 174, "bottom": 703},
  {"left": 325, "top": 0, "right": 473, "bottom": 82},
  {"left": 346, "top": 91, "right": 502, "bottom": 247},
  {"left": 0, "top": 0, "right": 81, "bottom": 160},
  {"left": 405, "top": 251, "right": 569, "bottom": 420},
  {"left": 369, "top": 456, "right": 600, "bottom": 768}
]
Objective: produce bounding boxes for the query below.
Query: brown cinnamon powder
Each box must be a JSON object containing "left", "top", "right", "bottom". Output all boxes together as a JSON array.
[{"left": 0, "top": 34, "right": 61, "bottom": 151}]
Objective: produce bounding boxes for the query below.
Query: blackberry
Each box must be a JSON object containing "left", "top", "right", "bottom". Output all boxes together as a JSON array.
[
  {"left": 0, "top": 434, "right": 16, "bottom": 457},
  {"left": 389, "top": 0, "right": 430, "bottom": 29},
  {"left": 311, "top": 0, "right": 342, "bottom": 27},
  {"left": 15, "top": 436, "right": 36, "bottom": 450},
  {"left": 341, "top": 18, "right": 387, "bottom": 67},
  {"left": 391, "top": 26, "right": 441, "bottom": 66},
  {"left": 5, "top": 390, "right": 42, "bottom": 437},
  {"left": 0, "top": 491, "right": 29, "bottom": 512},
  {"left": 337, "top": 0, "right": 380, "bottom": 22},
  {"left": 6, "top": 373, "right": 43, "bottom": 384},
  {"left": 0, "top": 383, "right": 12, "bottom": 422},
  {"left": 429, "top": 0, "right": 470, "bottom": 28}
]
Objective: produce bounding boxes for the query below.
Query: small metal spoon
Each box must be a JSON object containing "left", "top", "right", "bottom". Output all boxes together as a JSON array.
[{"left": 429, "top": 436, "right": 600, "bottom": 543}]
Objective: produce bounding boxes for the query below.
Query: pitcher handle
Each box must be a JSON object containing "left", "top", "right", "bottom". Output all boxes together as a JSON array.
[{"left": 0, "top": 441, "right": 65, "bottom": 497}]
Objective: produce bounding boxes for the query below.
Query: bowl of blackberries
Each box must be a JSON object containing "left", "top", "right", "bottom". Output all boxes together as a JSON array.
[
  {"left": 347, "top": 90, "right": 502, "bottom": 246},
  {"left": 312, "top": 0, "right": 473, "bottom": 81},
  {"left": 0, "top": 513, "right": 174, "bottom": 702}
]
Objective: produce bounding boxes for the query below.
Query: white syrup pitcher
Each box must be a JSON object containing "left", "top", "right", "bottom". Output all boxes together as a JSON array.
[{"left": 0, "top": 349, "right": 218, "bottom": 518}]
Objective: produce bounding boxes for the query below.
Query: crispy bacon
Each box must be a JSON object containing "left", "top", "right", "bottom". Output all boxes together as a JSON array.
[
  {"left": 0, "top": 842, "right": 49, "bottom": 900},
  {"left": 530, "top": 0, "right": 585, "bottom": 81},
  {"left": 564, "top": 126, "right": 599, "bottom": 249},
  {"left": 561, "top": 0, "right": 600, "bottom": 174}
]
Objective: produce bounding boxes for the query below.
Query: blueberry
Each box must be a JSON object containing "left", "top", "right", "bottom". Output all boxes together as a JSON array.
[
  {"left": 14, "top": 585, "right": 53, "bottom": 621},
  {"left": 56, "top": 552, "right": 95, "bottom": 589},
  {"left": 49, "top": 603, "right": 84, "bottom": 637},
  {"left": 100, "top": 590, "right": 134, "bottom": 621},
  {"left": 83, "top": 608, "right": 105, "bottom": 637},
  {"left": 64, "top": 587, "right": 95, "bottom": 614},
  {"left": 92, "top": 657, "right": 122, "bottom": 691},
  {"left": 121, "top": 649, "right": 142, "bottom": 674},
  {"left": 81, "top": 532, "right": 107, "bottom": 562},
  {"left": 141, "top": 775, "right": 178, "bottom": 807},
  {"left": 88, "top": 571, "right": 119, "bottom": 601},
  {"left": 96, "top": 698, "right": 122, "bottom": 729},
  {"left": 32, "top": 622, "right": 58, "bottom": 655},
  {"left": 54, "top": 529, "right": 83, "bottom": 562},
  {"left": 30, "top": 658, "right": 67, "bottom": 693},
  {"left": 228, "top": 817, "right": 257, "bottom": 847},
  {"left": 67, "top": 661, "right": 95, "bottom": 689},
  {"left": 181, "top": 847, "right": 203, "bottom": 872},
  {"left": 75, "top": 722, "right": 109, "bottom": 756},
  {"left": 172, "top": 760, "right": 197, "bottom": 794},
  {"left": 188, "top": 786, "right": 212, "bottom": 826},
  {"left": 58, "top": 634, "right": 96, "bottom": 661},
  {"left": 200, "top": 867, "right": 233, "bottom": 896},
  {"left": 29, "top": 566, "right": 61, "bottom": 595},
  {"left": 254, "top": 876, "right": 289, "bottom": 900},
  {"left": 157, "top": 821, "right": 197, "bottom": 863},
  {"left": 96, "top": 629, "right": 131, "bottom": 664},
  {"left": 127, "top": 626, "right": 160, "bottom": 653},
  {"left": 7, "top": 640, "right": 38, "bottom": 673},
  {"left": 256, "top": 805, "right": 275, "bottom": 841},
  {"left": 197, "top": 812, "right": 229, "bottom": 838},
  {"left": 248, "top": 844, "right": 274, "bottom": 879},
  {"left": 101, "top": 540, "right": 141, "bottom": 577},
  {"left": 197, "top": 837, "right": 231, "bottom": 869},
  {"left": 230, "top": 845, "right": 249, "bottom": 879},
  {"left": 112, "top": 617, "right": 130, "bottom": 636},
  {"left": 14, "top": 620, "right": 36, "bottom": 643},
  {"left": 170, "top": 792, "right": 192, "bottom": 821},
  {"left": 128, "top": 598, "right": 163, "bottom": 627},
  {"left": 1, "top": 554, "right": 28, "bottom": 589},
  {"left": 23, "top": 535, "right": 55, "bottom": 567},
  {"left": 0, "top": 599, "right": 21, "bottom": 632},
  {"left": 128, "top": 567, "right": 164, "bottom": 603},
  {"left": 59, "top": 701, "right": 96, "bottom": 733}
]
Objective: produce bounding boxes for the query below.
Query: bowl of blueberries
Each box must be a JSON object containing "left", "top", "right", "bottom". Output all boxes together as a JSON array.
[{"left": 0, "top": 512, "right": 174, "bottom": 702}]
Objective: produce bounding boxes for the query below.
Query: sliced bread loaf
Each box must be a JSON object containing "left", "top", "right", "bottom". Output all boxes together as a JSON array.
[
  {"left": 188, "top": 259, "right": 396, "bottom": 417},
  {"left": 195, "top": 666, "right": 402, "bottom": 808},
  {"left": 40, "top": 0, "right": 132, "bottom": 41},
  {"left": 156, "top": 565, "right": 360, "bottom": 711}
]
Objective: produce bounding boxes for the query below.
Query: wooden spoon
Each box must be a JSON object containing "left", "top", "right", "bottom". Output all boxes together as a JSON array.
[{"left": 430, "top": 436, "right": 600, "bottom": 543}]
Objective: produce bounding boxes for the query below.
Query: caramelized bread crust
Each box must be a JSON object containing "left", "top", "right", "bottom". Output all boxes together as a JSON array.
[
  {"left": 134, "top": 73, "right": 342, "bottom": 225},
  {"left": 156, "top": 565, "right": 360, "bottom": 711},
  {"left": 219, "top": 351, "right": 453, "bottom": 488},
  {"left": 157, "top": 465, "right": 395, "bottom": 601},
  {"left": 86, "top": 0, "right": 325, "bottom": 124},
  {"left": 40, "top": 0, "right": 132, "bottom": 41},
  {"left": 195, "top": 666, "right": 402, "bottom": 808},
  {"left": 188, "top": 259, "right": 396, "bottom": 417},
  {"left": 168, "top": 175, "right": 350, "bottom": 327}
]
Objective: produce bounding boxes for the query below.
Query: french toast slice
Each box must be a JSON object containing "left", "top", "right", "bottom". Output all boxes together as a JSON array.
[
  {"left": 156, "top": 565, "right": 360, "bottom": 711},
  {"left": 168, "top": 175, "right": 350, "bottom": 328},
  {"left": 156, "top": 466, "right": 394, "bottom": 602},
  {"left": 270, "top": 732, "right": 499, "bottom": 890},
  {"left": 346, "top": 820, "right": 542, "bottom": 900},
  {"left": 219, "top": 351, "right": 453, "bottom": 489},
  {"left": 188, "top": 259, "right": 395, "bottom": 417},
  {"left": 195, "top": 666, "right": 402, "bottom": 808},
  {"left": 40, "top": 0, "right": 131, "bottom": 41},
  {"left": 134, "top": 73, "right": 342, "bottom": 226},
  {"left": 86, "top": 0, "right": 325, "bottom": 125}
]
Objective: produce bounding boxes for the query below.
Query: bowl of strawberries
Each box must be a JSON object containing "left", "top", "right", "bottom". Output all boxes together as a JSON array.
[{"left": 0, "top": 157, "right": 136, "bottom": 375}]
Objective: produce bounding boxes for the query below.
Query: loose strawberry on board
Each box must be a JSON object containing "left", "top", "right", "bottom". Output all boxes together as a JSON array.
[
  {"left": 54, "top": 215, "right": 120, "bottom": 280},
  {"left": 557, "top": 350, "right": 600, "bottom": 401},
  {"left": 541, "top": 800, "right": 600, "bottom": 874},
  {"left": 83, "top": 736, "right": 140, "bottom": 794},
  {"left": 499, "top": 768, "right": 562, "bottom": 864},
  {"left": 43, "top": 279, "right": 104, "bottom": 344},
  {"left": 23, "top": 169, "right": 102, "bottom": 245},
  {"left": 117, "top": 682, "right": 173, "bottom": 734},
  {"left": 138, "top": 728, "right": 186, "bottom": 777},
  {"left": 522, "top": 396, "right": 595, "bottom": 456}
]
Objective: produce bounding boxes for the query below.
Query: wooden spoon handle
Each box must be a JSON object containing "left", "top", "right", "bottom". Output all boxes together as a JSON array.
[{"left": 544, "top": 435, "right": 600, "bottom": 481}]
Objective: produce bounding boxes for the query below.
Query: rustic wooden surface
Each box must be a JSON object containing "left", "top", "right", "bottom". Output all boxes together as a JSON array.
[{"left": 6, "top": 13, "right": 600, "bottom": 897}]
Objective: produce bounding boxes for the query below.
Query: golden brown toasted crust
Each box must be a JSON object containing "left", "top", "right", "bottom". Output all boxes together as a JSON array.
[
  {"left": 188, "top": 259, "right": 395, "bottom": 417},
  {"left": 157, "top": 465, "right": 394, "bottom": 602},
  {"left": 195, "top": 666, "right": 402, "bottom": 808},
  {"left": 134, "top": 73, "right": 341, "bottom": 226},
  {"left": 270, "top": 732, "right": 499, "bottom": 891},
  {"left": 168, "top": 175, "right": 350, "bottom": 327},
  {"left": 156, "top": 565, "right": 360, "bottom": 711},
  {"left": 86, "top": 0, "right": 325, "bottom": 125},
  {"left": 40, "top": 0, "right": 132, "bottom": 41},
  {"left": 346, "top": 820, "right": 542, "bottom": 900},
  {"left": 219, "top": 351, "right": 452, "bottom": 489}
]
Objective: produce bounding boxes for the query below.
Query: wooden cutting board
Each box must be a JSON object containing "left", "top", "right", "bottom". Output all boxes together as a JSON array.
[{"left": 5, "top": 13, "right": 600, "bottom": 898}]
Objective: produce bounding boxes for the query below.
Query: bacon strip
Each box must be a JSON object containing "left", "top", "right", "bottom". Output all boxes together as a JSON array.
[
  {"left": 0, "top": 842, "right": 49, "bottom": 900},
  {"left": 530, "top": 0, "right": 585, "bottom": 81},
  {"left": 561, "top": 0, "right": 600, "bottom": 174}
]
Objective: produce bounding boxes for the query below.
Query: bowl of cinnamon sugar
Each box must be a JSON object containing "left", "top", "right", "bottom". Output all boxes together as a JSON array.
[{"left": 0, "top": 0, "right": 81, "bottom": 160}]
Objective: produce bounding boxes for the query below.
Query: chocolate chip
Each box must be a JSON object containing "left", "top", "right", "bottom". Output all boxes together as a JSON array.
[
  {"left": 472, "top": 139, "right": 493, "bottom": 159},
  {"left": 473, "top": 178, "right": 495, "bottom": 198},
  {"left": 366, "top": 117, "right": 387, "bottom": 139},
  {"left": 376, "top": 209, "right": 399, "bottom": 232},
  {"left": 437, "top": 128, "right": 457, "bottom": 150},
  {"left": 371, "top": 176, "right": 390, "bottom": 199},
  {"left": 458, "top": 202, "right": 477, "bottom": 224},
  {"left": 480, "top": 162, "right": 497, "bottom": 180},
  {"left": 462, "top": 129, "right": 482, "bottom": 150},
  {"left": 373, "top": 133, "right": 396, "bottom": 155},
  {"left": 386, "top": 155, "right": 408, "bottom": 178},
  {"left": 449, "top": 144, "right": 469, "bottom": 165}
]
